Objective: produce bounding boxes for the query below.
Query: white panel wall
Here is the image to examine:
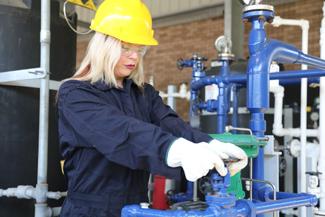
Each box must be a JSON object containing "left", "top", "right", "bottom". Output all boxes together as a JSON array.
[
  {"left": 75, "top": 0, "right": 223, "bottom": 24},
  {"left": 143, "top": 0, "right": 223, "bottom": 18},
  {"left": 76, "top": 6, "right": 96, "bottom": 24}
]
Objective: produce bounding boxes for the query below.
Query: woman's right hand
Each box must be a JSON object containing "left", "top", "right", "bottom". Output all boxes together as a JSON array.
[{"left": 166, "top": 138, "right": 229, "bottom": 182}]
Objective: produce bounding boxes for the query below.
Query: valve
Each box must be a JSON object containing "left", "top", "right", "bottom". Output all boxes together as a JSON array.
[{"left": 176, "top": 54, "right": 207, "bottom": 72}]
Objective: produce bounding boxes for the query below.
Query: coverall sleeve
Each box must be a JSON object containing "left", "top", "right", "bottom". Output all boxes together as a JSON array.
[
  {"left": 146, "top": 84, "right": 212, "bottom": 143},
  {"left": 58, "top": 83, "right": 180, "bottom": 178}
]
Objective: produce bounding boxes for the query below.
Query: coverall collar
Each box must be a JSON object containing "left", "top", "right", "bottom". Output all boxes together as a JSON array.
[{"left": 93, "top": 78, "right": 134, "bottom": 92}]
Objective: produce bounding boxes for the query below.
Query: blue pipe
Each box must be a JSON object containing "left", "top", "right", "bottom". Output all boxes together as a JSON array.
[
  {"left": 121, "top": 204, "right": 240, "bottom": 217},
  {"left": 216, "top": 60, "right": 230, "bottom": 133},
  {"left": 279, "top": 77, "right": 320, "bottom": 85},
  {"left": 191, "top": 76, "right": 221, "bottom": 91},
  {"left": 255, "top": 192, "right": 317, "bottom": 214},
  {"left": 244, "top": 11, "right": 271, "bottom": 216},
  {"left": 298, "top": 52, "right": 325, "bottom": 69},
  {"left": 231, "top": 85, "right": 239, "bottom": 133},
  {"left": 197, "top": 100, "right": 218, "bottom": 112},
  {"left": 271, "top": 69, "right": 325, "bottom": 80},
  {"left": 271, "top": 192, "right": 318, "bottom": 201},
  {"left": 121, "top": 192, "right": 317, "bottom": 217},
  {"left": 217, "top": 76, "right": 227, "bottom": 134},
  {"left": 191, "top": 69, "right": 325, "bottom": 91}
]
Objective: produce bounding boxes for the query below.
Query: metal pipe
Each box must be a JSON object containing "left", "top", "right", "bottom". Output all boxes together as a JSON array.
[
  {"left": 298, "top": 53, "right": 325, "bottom": 69},
  {"left": 298, "top": 16, "right": 309, "bottom": 217},
  {"left": 36, "top": 0, "right": 51, "bottom": 216},
  {"left": 191, "top": 69, "right": 325, "bottom": 91},
  {"left": 250, "top": 158, "right": 253, "bottom": 200},
  {"left": 38, "top": 0, "right": 50, "bottom": 185},
  {"left": 49, "top": 207, "right": 61, "bottom": 217},
  {"left": 39, "top": 0, "right": 51, "bottom": 183},
  {"left": 217, "top": 83, "right": 226, "bottom": 133},
  {"left": 167, "top": 85, "right": 177, "bottom": 111},
  {"left": 255, "top": 194, "right": 317, "bottom": 214},
  {"left": 121, "top": 191, "right": 317, "bottom": 217},
  {"left": 231, "top": 85, "right": 239, "bottom": 131},
  {"left": 270, "top": 69, "right": 325, "bottom": 80},
  {"left": 299, "top": 78, "right": 308, "bottom": 217},
  {"left": 319, "top": 1, "right": 325, "bottom": 213},
  {"left": 279, "top": 77, "right": 320, "bottom": 85},
  {"left": 191, "top": 76, "right": 221, "bottom": 91}
]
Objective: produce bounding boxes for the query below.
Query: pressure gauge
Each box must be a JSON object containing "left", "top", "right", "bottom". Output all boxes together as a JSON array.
[
  {"left": 214, "top": 36, "right": 232, "bottom": 54},
  {"left": 214, "top": 36, "right": 234, "bottom": 60}
]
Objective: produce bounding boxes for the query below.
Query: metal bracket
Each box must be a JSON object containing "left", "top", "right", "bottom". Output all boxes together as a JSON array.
[
  {"left": 0, "top": 67, "right": 47, "bottom": 83},
  {"left": 1, "top": 80, "right": 61, "bottom": 91}
]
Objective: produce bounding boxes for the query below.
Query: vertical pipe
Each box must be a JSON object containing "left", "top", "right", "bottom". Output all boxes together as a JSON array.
[
  {"left": 217, "top": 60, "right": 229, "bottom": 133},
  {"left": 36, "top": 0, "right": 50, "bottom": 216},
  {"left": 166, "top": 85, "right": 177, "bottom": 203},
  {"left": 251, "top": 112, "right": 266, "bottom": 217},
  {"left": 39, "top": 0, "right": 50, "bottom": 185},
  {"left": 246, "top": 15, "right": 268, "bottom": 217},
  {"left": 319, "top": 1, "right": 325, "bottom": 212},
  {"left": 232, "top": 85, "right": 239, "bottom": 130},
  {"left": 299, "top": 19, "right": 309, "bottom": 217},
  {"left": 167, "top": 85, "right": 176, "bottom": 111},
  {"left": 217, "top": 84, "right": 226, "bottom": 133},
  {"left": 224, "top": 0, "right": 232, "bottom": 40},
  {"left": 320, "top": 77, "right": 325, "bottom": 212}
]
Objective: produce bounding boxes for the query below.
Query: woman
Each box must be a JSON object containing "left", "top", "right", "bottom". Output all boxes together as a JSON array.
[{"left": 57, "top": 0, "right": 248, "bottom": 216}]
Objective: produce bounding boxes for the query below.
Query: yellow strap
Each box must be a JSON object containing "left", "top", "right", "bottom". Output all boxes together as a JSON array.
[{"left": 67, "top": 0, "right": 97, "bottom": 11}]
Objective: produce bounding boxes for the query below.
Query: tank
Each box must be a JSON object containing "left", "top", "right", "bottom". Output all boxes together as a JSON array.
[{"left": 0, "top": 1, "right": 76, "bottom": 216}]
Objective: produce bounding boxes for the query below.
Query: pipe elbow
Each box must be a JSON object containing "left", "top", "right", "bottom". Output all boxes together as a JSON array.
[
  {"left": 300, "top": 19, "right": 310, "bottom": 31},
  {"left": 272, "top": 126, "right": 284, "bottom": 137}
]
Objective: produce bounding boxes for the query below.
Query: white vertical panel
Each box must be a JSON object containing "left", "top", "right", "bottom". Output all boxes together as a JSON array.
[
  {"left": 76, "top": 6, "right": 95, "bottom": 23},
  {"left": 143, "top": 0, "right": 223, "bottom": 18},
  {"left": 160, "top": 0, "right": 169, "bottom": 15},
  {"left": 73, "top": 0, "right": 298, "bottom": 25},
  {"left": 76, "top": 0, "right": 224, "bottom": 21},
  {"left": 185, "top": 0, "right": 192, "bottom": 12},
  {"left": 190, "top": 0, "right": 200, "bottom": 9}
]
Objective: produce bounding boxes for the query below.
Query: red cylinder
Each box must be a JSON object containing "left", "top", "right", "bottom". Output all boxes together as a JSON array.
[{"left": 152, "top": 175, "right": 169, "bottom": 210}]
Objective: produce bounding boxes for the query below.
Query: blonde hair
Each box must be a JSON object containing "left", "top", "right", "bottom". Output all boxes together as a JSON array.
[{"left": 69, "top": 32, "right": 145, "bottom": 88}]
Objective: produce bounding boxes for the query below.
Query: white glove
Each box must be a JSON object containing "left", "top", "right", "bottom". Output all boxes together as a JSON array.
[
  {"left": 205, "top": 139, "right": 248, "bottom": 176},
  {"left": 166, "top": 138, "right": 228, "bottom": 182}
]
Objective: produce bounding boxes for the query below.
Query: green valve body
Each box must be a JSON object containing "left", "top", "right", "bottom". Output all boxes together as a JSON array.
[{"left": 209, "top": 133, "right": 266, "bottom": 199}]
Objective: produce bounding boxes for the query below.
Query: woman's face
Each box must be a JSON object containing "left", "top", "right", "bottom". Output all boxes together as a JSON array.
[{"left": 114, "top": 42, "right": 147, "bottom": 81}]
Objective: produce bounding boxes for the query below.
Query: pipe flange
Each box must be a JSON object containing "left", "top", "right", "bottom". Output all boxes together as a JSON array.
[
  {"left": 218, "top": 53, "right": 235, "bottom": 61},
  {"left": 242, "top": 4, "right": 275, "bottom": 23},
  {"left": 243, "top": 4, "right": 274, "bottom": 13}
]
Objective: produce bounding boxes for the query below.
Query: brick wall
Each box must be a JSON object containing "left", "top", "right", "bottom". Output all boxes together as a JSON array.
[{"left": 76, "top": 0, "right": 323, "bottom": 121}]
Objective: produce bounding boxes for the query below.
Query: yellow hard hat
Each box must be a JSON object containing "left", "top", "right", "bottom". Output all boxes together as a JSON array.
[{"left": 90, "top": 0, "right": 158, "bottom": 46}]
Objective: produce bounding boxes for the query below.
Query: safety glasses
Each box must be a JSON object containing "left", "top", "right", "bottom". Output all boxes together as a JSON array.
[{"left": 121, "top": 43, "right": 148, "bottom": 57}]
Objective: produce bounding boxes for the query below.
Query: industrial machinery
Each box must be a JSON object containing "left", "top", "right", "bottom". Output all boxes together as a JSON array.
[{"left": 122, "top": 1, "right": 325, "bottom": 216}]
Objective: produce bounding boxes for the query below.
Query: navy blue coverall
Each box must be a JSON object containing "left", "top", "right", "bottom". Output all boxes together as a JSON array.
[{"left": 57, "top": 79, "right": 211, "bottom": 217}]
